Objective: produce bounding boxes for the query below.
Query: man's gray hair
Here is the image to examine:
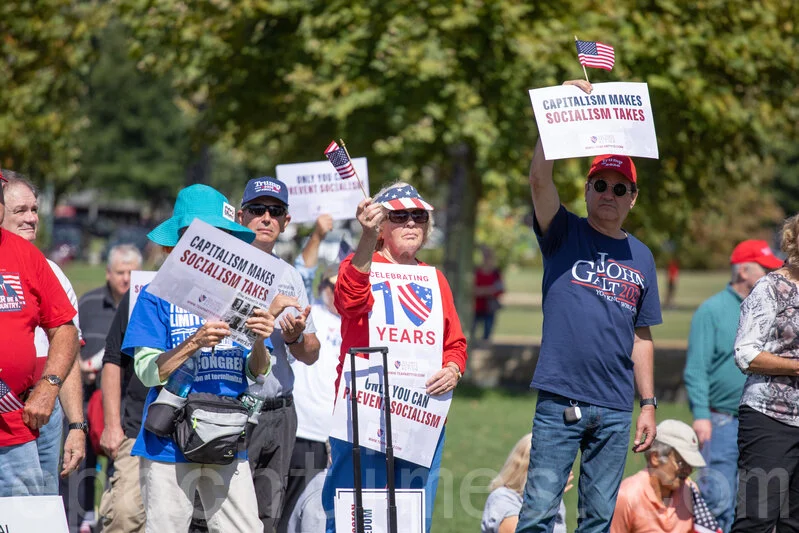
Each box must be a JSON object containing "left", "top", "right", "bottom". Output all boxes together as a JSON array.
[
  {"left": 0, "top": 169, "right": 38, "bottom": 198},
  {"left": 644, "top": 440, "right": 674, "bottom": 465},
  {"left": 108, "top": 244, "right": 143, "bottom": 269}
]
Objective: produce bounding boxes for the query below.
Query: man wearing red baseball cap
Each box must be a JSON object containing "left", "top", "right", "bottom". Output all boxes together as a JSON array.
[
  {"left": 683, "top": 239, "right": 782, "bottom": 532},
  {"left": 518, "top": 79, "right": 662, "bottom": 533}
]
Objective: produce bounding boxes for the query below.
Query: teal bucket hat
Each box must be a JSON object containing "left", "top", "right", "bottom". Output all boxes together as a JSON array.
[{"left": 147, "top": 184, "right": 255, "bottom": 247}]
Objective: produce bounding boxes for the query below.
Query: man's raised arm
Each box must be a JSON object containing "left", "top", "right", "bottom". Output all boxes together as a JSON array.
[{"left": 530, "top": 79, "right": 594, "bottom": 234}]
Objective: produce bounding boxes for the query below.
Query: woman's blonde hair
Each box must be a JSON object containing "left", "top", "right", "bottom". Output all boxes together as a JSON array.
[
  {"left": 489, "top": 433, "right": 532, "bottom": 494},
  {"left": 781, "top": 214, "right": 799, "bottom": 267},
  {"left": 373, "top": 181, "right": 435, "bottom": 251}
]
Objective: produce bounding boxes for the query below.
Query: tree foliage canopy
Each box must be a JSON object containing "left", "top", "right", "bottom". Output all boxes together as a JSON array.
[{"left": 1, "top": 0, "right": 796, "bottom": 269}]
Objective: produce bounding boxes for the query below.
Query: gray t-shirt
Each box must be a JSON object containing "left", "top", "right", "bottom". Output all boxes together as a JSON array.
[
  {"left": 481, "top": 487, "right": 566, "bottom": 533},
  {"left": 287, "top": 469, "right": 327, "bottom": 533},
  {"left": 263, "top": 259, "right": 317, "bottom": 398}
]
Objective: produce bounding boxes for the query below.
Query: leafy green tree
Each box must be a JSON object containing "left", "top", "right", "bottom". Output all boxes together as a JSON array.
[
  {"left": 76, "top": 25, "right": 191, "bottom": 204},
  {"left": 0, "top": 0, "right": 108, "bottom": 196},
  {"left": 114, "top": 0, "right": 799, "bottom": 320}
]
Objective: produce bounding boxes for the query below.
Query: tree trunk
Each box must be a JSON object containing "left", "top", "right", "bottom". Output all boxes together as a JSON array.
[
  {"left": 185, "top": 143, "right": 211, "bottom": 186},
  {"left": 443, "top": 142, "right": 480, "bottom": 336}
]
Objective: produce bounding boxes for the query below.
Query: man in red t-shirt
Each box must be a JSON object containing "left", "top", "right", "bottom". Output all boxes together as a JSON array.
[{"left": 0, "top": 170, "right": 79, "bottom": 496}]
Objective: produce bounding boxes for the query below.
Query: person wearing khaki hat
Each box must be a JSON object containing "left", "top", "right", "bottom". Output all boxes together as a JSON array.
[
  {"left": 610, "top": 420, "right": 713, "bottom": 533},
  {"left": 683, "top": 239, "right": 782, "bottom": 532}
]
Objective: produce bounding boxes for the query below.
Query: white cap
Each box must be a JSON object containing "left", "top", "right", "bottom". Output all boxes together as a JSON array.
[{"left": 655, "top": 419, "right": 706, "bottom": 468}]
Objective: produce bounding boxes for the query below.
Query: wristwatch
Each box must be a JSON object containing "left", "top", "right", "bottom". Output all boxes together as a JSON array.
[
  {"left": 640, "top": 397, "right": 658, "bottom": 409},
  {"left": 68, "top": 422, "right": 89, "bottom": 436},
  {"left": 41, "top": 375, "right": 63, "bottom": 388},
  {"left": 285, "top": 332, "right": 304, "bottom": 346}
]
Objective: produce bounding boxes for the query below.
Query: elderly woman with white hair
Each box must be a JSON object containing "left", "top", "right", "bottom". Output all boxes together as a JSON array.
[{"left": 321, "top": 182, "right": 468, "bottom": 533}]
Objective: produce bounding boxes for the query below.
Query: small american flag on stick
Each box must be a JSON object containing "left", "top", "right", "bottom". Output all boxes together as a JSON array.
[
  {"left": 575, "top": 39, "right": 615, "bottom": 71},
  {"left": 0, "top": 378, "right": 25, "bottom": 414},
  {"left": 324, "top": 140, "right": 357, "bottom": 180},
  {"left": 690, "top": 482, "right": 722, "bottom": 533}
]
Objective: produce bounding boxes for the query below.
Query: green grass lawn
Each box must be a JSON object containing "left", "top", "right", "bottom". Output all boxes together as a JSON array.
[
  {"left": 497, "top": 267, "right": 729, "bottom": 342},
  {"left": 434, "top": 386, "right": 693, "bottom": 532}
]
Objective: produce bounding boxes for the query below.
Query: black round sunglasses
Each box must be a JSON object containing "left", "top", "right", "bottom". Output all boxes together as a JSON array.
[
  {"left": 243, "top": 204, "right": 287, "bottom": 218},
  {"left": 387, "top": 209, "right": 429, "bottom": 224},
  {"left": 592, "top": 179, "right": 636, "bottom": 197}
]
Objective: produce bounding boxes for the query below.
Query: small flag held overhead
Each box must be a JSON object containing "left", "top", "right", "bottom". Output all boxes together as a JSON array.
[
  {"left": 575, "top": 39, "right": 615, "bottom": 71},
  {"left": 324, "top": 141, "right": 357, "bottom": 180}
]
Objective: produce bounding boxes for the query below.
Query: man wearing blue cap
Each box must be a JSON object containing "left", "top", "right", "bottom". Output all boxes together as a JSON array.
[{"left": 238, "top": 177, "right": 321, "bottom": 532}]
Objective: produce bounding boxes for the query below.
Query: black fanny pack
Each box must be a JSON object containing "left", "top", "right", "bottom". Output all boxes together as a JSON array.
[
  {"left": 143, "top": 388, "right": 249, "bottom": 464},
  {"left": 171, "top": 393, "right": 249, "bottom": 465}
]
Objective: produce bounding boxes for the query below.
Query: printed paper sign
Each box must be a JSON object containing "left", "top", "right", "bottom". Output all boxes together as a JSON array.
[
  {"left": 330, "top": 263, "right": 451, "bottom": 467},
  {"left": 0, "top": 495, "right": 69, "bottom": 532},
  {"left": 129, "top": 270, "right": 157, "bottom": 319},
  {"left": 334, "top": 489, "right": 425, "bottom": 533},
  {"left": 146, "top": 219, "right": 287, "bottom": 348},
  {"left": 529, "top": 82, "right": 659, "bottom": 160},
  {"left": 276, "top": 158, "right": 369, "bottom": 224}
]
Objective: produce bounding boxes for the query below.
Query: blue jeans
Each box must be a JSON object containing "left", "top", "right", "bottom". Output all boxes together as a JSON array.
[
  {"left": 516, "top": 391, "right": 632, "bottom": 533},
  {"left": 322, "top": 431, "right": 446, "bottom": 533},
  {"left": 37, "top": 398, "right": 64, "bottom": 495},
  {"left": 696, "top": 412, "right": 738, "bottom": 533},
  {"left": 0, "top": 439, "right": 45, "bottom": 496}
]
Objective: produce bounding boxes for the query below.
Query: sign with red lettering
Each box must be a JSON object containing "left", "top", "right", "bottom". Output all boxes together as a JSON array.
[
  {"left": 330, "top": 263, "right": 451, "bottom": 467},
  {"left": 129, "top": 270, "right": 157, "bottom": 318},
  {"left": 146, "top": 219, "right": 288, "bottom": 349},
  {"left": 276, "top": 158, "right": 370, "bottom": 224},
  {"left": 529, "top": 82, "right": 658, "bottom": 160}
]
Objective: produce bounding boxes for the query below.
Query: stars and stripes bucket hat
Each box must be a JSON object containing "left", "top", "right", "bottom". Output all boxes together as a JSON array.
[{"left": 374, "top": 184, "right": 434, "bottom": 211}]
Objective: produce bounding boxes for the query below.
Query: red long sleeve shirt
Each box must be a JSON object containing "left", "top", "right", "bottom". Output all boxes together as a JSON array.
[{"left": 333, "top": 253, "right": 467, "bottom": 388}]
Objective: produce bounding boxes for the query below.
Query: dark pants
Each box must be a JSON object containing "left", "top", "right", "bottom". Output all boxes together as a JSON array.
[
  {"left": 247, "top": 401, "right": 298, "bottom": 533},
  {"left": 276, "top": 438, "right": 328, "bottom": 533},
  {"left": 732, "top": 406, "right": 799, "bottom": 533},
  {"left": 472, "top": 311, "right": 497, "bottom": 340}
]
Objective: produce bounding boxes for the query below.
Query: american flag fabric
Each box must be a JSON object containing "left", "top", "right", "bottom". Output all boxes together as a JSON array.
[
  {"left": 575, "top": 40, "right": 615, "bottom": 71},
  {"left": 690, "top": 483, "right": 722, "bottom": 533},
  {"left": 0, "top": 378, "right": 25, "bottom": 414},
  {"left": 373, "top": 184, "right": 434, "bottom": 211},
  {"left": 397, "top": 283, "right": 433, "bottom": 326},
  {"left": 324, "top": 141, "right": 357, "bottom": 180},
  {"left": 0, "top": 272, "right": 25, "bottom": 304}
]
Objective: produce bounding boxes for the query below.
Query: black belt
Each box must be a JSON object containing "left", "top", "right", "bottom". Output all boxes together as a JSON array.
[{"left": 260, "top": 395, "right": 293, "bottom": 411}]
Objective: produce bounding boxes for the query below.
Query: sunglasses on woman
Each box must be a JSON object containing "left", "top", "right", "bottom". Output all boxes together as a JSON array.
[
  {"left": 387, "top": 209, "right": 430, "bottom": 224},
  {"left": 592, "top": 179, "right": 636, "bottom": 197},
  {"left": 243, "top": 204, "right": 287, "bottom": 218}
]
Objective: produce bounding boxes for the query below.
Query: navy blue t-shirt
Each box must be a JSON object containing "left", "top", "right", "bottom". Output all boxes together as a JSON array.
[{"left": 533, "top": 206, "right": 662, "bottom": 410}]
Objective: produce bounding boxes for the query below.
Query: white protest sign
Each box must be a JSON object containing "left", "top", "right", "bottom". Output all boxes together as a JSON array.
[
  {"left": 529, "top": 82, "right": 659, "bottom": 160},
  {"left": 0, "top": 495, "right": 69, "bottom": 532},
  {"left": 129, "top": 270, "right": 157, "bottom": 318},
  {"left": 334, "top": 488, "right": 425, "bottom": 533},
  {"left": 329, "top": 263, "right": 451, "bottom": 467},
  {"left": 276, "top": 158, "right": 369, "bottom": 224},
  {"left": 146, "top": 219, "right": 287, "bottom": 349}
]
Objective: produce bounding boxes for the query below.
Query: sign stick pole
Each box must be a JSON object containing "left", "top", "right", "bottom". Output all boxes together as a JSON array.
[{"left": 340, "top": 139, "right": 369, "bottom": 199}]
